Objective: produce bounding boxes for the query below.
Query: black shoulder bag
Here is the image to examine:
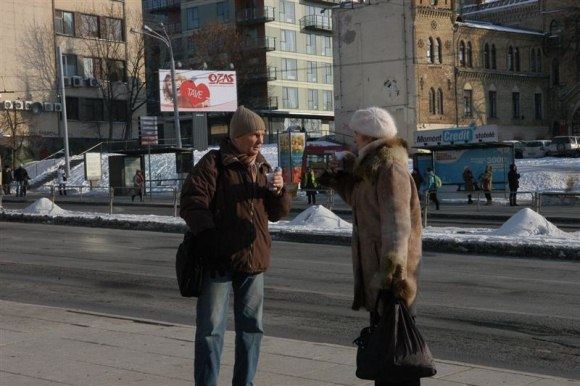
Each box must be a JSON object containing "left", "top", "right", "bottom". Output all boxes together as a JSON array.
[
  {"left": 175, "top": 150, "right": 223, "bottom": 298},
  {"left": 354, "top": 289, "right": 437, "bottom": 381}
]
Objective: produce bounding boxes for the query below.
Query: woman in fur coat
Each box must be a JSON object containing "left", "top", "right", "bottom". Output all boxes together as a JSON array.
[{"left": 319, "top": 107, "right": 422, "bottom": 386}]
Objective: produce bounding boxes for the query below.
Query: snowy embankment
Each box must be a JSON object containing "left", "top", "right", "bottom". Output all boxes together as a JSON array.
[{"left": 2, "top": 199, "right": 578, "bottom": 259}]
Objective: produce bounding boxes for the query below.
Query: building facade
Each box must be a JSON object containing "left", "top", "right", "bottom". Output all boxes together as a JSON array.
[
  {"left": 0, "top": 0, "right": 146, "bottom": 163},
  {"left": 332, "top": 0, "right": 579, "bottom": 146},
  {"left": 143, "top": 0, "right": 337, "bottom": 144}
]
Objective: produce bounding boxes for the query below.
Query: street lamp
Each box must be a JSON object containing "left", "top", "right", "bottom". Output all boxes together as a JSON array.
[{"left": 131, "top": 24, "right": 182, "bottom": 148}]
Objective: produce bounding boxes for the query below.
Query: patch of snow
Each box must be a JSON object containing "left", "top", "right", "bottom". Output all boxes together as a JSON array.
[
  {"left": 492, "top": 208, "right": 572, "bottom": 238},
  {"left": 288, "top": 205, "right": 352, "bottom": 229},
  {"left": 22, "top": 198, "right": 67, "bottom": 216}
]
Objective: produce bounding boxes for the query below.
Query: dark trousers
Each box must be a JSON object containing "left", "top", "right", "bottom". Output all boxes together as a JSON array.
[
  {"left": 307, "top": 191, "right": 316, "bottom": 204},
  {"left": 429, "top": 191, "right": 439, "bottom": 210},
  {"left": 509, "top": 191, "right": 518, "bottom": 206},
  {"left": 484, "top": 192, "right": 492, "bottom": 203},
  {"left": 375, "top": 379, "right": 420, "bottom": 386},
  {"left": 467, "top": 193, "right": 473, "bottom": 204}
]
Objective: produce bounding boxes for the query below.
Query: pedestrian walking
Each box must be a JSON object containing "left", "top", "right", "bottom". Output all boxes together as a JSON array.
[
  {"left": 480, "top": 165, "right": 493, "bottom": 205},
  {"left": 2, "top": 166, "right": 13, "bottom": 195},
  {"left": 411, "top": 168, "right": 423, "bottom": 200},
  {"left": 462, "top": 166, "right": 474, "bottom": 204},
  {"left": 508, "top": 164, "right": 520, "bottom": 206},
  {"left": 13, "top": 164, "right": 29, "bottom": 197},
  {"left": 180, "top": 106, "right": 291, "bottom": 386},
  {"left": 131, "top": 170, "right": 145, "bottom": 202},
  {"left": 425, "top": 168, "right": 440, "bottom": 210},
  {"left": 303, "top": 166, "right": 318, "bottom": 205},
  {"left": 319, "top": 107, "right": 423, "bottom": 386},
  {"left": 57, "top": 165, "right": 67, "bottom": 196}
]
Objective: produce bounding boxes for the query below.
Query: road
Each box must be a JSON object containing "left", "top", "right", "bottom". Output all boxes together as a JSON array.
[{"left": 0, "top": 222, "right": 579, "bottom": 379}]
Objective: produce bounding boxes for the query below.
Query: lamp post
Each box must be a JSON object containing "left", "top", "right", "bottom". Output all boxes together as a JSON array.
[{"left": 130, "top": 24, "right": 182, "bottom": 148}]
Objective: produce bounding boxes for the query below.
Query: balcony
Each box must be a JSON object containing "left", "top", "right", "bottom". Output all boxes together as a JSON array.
[
  {"left": 237, "top": 6, "right": 276, "bottom": 25},
  {"left": 300, "top": 15, "right": 332, "bottom": 32},
  {"left": 248, "top": 67, "right": 278, "bottom": 82},
  {"left": 247, "top": 96, "right": 278, "bottom": 110},
  {"left": 245, "top": 36, "right": 277, "bottom": 51},
  {"left": 144, "top": 0, "right": 181, "bottom": 13},
  {"left": 302, "top": 0, "right": 342, "bottom": 5},
  {"left": 165, "top": 22, "right": 182, "bottom": 35}
]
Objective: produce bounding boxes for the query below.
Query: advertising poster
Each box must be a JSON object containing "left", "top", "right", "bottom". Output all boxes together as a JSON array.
[
  {"left": 278, "top": 132, "right": 306, "bottom": 193},
  {"left": 159, "top": 70, "right": 237, "bottom": 112},
  {"left": 433, "top": 147, "right": 513, "bottom": 189},
  {"left": 84, "top": 152, "right": 102, "bottom": 181}
]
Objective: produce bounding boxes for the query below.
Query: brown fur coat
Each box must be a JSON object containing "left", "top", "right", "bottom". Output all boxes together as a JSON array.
[{"left": 319, "top": 138, "right": 422, "bottom": 311}]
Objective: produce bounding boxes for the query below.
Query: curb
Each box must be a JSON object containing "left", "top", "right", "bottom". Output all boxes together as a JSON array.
[{"left": 2, "top": 212, "right": 578, "bottom": 260}]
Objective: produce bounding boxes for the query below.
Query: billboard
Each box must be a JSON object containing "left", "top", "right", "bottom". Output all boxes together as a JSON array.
[
  {"left": 159, "top": 70, "right": 237, "bottom": 112},
  {"left": 84, "top": 153, "right": 102, "bottom": 181},
  {"left": 414, "top": 125, "right": 498, "bottom": 147},
  {"left": 139, "top": 116, "right": 158, "bottom": 146},
  {"left": 278, "top": 132, "right": 306, "bottom": 193}
]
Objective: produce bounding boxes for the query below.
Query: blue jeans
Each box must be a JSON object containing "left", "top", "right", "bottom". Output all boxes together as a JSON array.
[{"left": 194, "top": 271, "right": 264, "bottom": 386}]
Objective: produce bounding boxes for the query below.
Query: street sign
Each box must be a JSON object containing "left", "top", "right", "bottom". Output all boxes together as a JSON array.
[
  {"left": 139, "top": 116, "right": 158, "bottom": 146},
  {"left": 84, "top": 152, "right": 102, "bottom": 181}
]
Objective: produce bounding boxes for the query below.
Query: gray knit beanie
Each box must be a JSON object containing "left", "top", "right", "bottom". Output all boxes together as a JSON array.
[{"left": 229, "top": 106, "right": 265, "bottom": 138}]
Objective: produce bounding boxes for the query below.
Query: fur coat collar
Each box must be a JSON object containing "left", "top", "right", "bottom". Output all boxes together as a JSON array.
[{"left": 351, "top": 137, "right": 409, "bottom": 183}]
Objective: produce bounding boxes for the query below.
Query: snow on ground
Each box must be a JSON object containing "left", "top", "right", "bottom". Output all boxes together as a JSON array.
[
  {"left": 7, "top": 200, "right": 578, "bottom": 248},
  {"left": 516, "top": 157, "right": 579, "bottom": 192}
]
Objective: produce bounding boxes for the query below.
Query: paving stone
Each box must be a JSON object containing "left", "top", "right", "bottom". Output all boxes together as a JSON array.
[
  {"left": 0, "top": 370, "right": 70, "bottom": 386},
  {"left": 443, "top": 368, "right": 542, "bottom": 385}
]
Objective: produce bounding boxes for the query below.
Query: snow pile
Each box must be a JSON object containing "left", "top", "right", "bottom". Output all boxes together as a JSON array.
[
  {"left": 492, "top": 208, "right": 572, "bottom": 238},
  {"left": 22, "top": 198, "right": 67, "bottom": 216}
]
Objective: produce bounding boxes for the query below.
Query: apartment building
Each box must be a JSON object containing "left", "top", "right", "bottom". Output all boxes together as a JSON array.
[
  {"left": 332, "top": 0, "right": 579, "bottom": 145},
  {"left": 143, "top": 0, "right": 338, "bottom": 144},
  {"left": 0, "top": 0, "right": 145, "bottom": 163}
]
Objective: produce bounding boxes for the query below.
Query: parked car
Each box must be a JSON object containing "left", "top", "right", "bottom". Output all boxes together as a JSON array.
[
  {"left": 522, "top": 140, "right": 551, "bottom": 158},
  {"left": 502, "top": 140, "right": 525, "bottom": 159},
  {"left": 546, "top": 136, "right": 580, "bottom": 157}
]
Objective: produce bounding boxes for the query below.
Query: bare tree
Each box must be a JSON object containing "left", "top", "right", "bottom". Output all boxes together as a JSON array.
[
  {"left": 124, "top": 30, "right": 147, "bottom": 142},
  {"left": 18, "top": 21, "right": 57, "bottom": 100},
  {"left": 0, "top": 109, "right": 28, "bottom": 166}
]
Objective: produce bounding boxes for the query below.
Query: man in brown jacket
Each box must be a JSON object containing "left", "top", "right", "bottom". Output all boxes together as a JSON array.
[{"left": 180, "top": 106, "right": 291, "bottom": 386}]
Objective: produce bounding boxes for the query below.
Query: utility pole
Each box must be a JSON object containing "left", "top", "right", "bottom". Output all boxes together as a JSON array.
[{"left": 56, "top": 46, "right": 71, "bottom": 178}]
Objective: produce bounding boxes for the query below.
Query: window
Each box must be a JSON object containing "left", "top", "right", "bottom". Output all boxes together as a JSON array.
[
  {"left": 63, "top": 54, "right": 78, "bottom": 77},
  {"left": 429, "top": 88, "right": 435, "bottom": 114},
  {"left": 308, "top": 89, "right": 319, "bottom": 110},
  {"left": 81, "top": 98, "right": 104, "bottom": 121},
  {"left": 484, "top": 43, "right": 490, "bottom": 69},
  {"left": 306, "top": 5, "right": 324, "bottom": 16},
  {"left": 111, "top": 100, "right": 127, "bottom": 122},
  {"left": 466, "top": 42, "right": 472, "bottom": 67},
  {"left": 187, "top": 7, "right": 199, "bottom": 30},
  {"left": 323, "top": 90, "right": 333, "bottom": 111},
  {"left": 281, "top": 58, "right": 297, "bottom": 80},
  {"left": 512, "top": 92, "right": 520, "bottom": 119},
  {"left": 105, "top": 59, "right": 125, "bottom": 82},
  {"left": 82, "top": 57, "right": 102, "bottom": 79},
  {"left": 491, "top": 44, "right": 497, "bottom": 69},
  {"left": 282, "top": 87, "right": 298, "bottom": 109},
  {"left": 437, "top": 88, "right": 444, "bottom": 114},
  {"left": 279, "top": 0, "right": 295, "bottom": 23},
  {"left": 536, "top": 50, "right": 542, "bottom": 71},
  {"left": 552, "top": 58, "right": 559, "bottom": 85},
  {"left": 280, "top": 29, "right": 296, "bottom": 52},
  {"left": 488, "top": 90, "right": 497, "bottom": 118},
  {"left": 530, "top": 49, "right": 536, "bottom": 72},
  {"left": 534, "top": 93, "right": 542, "bottom": 120},
  {"left": 322, "top": 63, "right": 333, "bottom": 84},
  {"left": 463, "top": 89, "right": 473, "bottom": 117},
  {"left": 436, "top": 38, "right": 442, "bottom": 63},
  {"left": 307, "top": 61, "right": 317, "bottom": 83},
  {"left": 507, "top": 46, "right": 514, "bottom": 71},
  {"left": 66, "top": 97, "right": 79, "bottom": 120},
  {"left": 79, "top": 14, "right": 99, "bottom": 38},
  {"left": 306, "top": 34, "right": 317, "bottom": 55},
  {"left": 321, "top": 36, "right": 332, "bottom": 56},
  {"left": 54, "top": 10, "right": 74, "bottom": 36},
  {"left": 459, "top": 41, "right": 466, "bottom": 67},
  {"left": 427, "top": 37, "right": 433, "bottom": 63},
  {"left": 515, "top": 48, "right": 520, "bottom": 71},
  {"left": 104, "top": 18, "right": 123, "bottom": 41},
  {"left": 216, "top": 2, "right": 229, "bottom": 22}
]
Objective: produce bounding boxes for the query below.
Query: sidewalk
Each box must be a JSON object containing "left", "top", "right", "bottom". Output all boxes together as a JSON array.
[{"left": 1, "top": 301, "right": 577, "bottom": 386}]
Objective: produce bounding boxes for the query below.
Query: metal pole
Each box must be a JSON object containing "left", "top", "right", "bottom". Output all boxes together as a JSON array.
[
  {"left": 173, "top": 187, "right": 178, "bottom": 217},
  {"left": 148, "top": 144, "right": 152, "bottom": 200},
  {"left": 109, "top": 187, "right": 114, "bottom": 215},
  {"left": 423, "top": 192, "right": 429, "bottom": 228},
  {"left": 56, "top": 47, "right": 71, "bottom": 179},
  {"left": 169, "top": 49, "right": 182, "bottom": 148}
]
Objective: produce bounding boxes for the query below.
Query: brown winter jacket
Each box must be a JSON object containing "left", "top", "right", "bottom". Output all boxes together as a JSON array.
[
  {"left": 319, "top": 138, "right": 422, "bottom": 311},
  {"left": 180, "top": 138, "right": 291, "bottom": 274}
]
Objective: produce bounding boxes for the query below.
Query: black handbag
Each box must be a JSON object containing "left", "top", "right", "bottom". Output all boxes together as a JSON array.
[
  {"left": 354, "top": 290, "right": 437, "bottom": 381},
  {"left": 175, "top": 231, "right": 204, "bottom": 297}
]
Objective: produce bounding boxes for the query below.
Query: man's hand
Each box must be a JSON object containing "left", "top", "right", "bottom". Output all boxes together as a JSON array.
[{"left": 272, "top": 170, "right": 284, "bottom": 192}]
